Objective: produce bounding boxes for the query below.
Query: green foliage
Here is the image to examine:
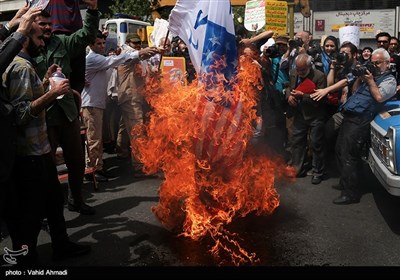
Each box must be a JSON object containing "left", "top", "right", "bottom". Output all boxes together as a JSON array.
[
  {"left": 108, "top": 0, "right": 152, "bottom": 22},
  {"left": 232, "top": 6, "right": 245, "bottom": 24}
]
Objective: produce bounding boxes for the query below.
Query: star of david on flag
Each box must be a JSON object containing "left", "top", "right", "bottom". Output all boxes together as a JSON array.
[
  {"left": 168, "top": 0, "right": 238, "bottom": 81},
  {"left": 168, "top": 0, "right": 242, "bottom": 163}
]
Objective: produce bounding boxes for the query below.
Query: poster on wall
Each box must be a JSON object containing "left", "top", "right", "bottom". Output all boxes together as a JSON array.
[
  {"left": 291, "top": 12, "right": 312, "bottom": 34},
  {"left": 313, "top": 9, "right": 396, "bottom": 39}
]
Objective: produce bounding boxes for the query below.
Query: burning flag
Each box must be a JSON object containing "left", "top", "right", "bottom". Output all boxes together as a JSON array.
[
  {"left": 133, "top": 0, "right": 294, "bottom": 265},
  {"left": 168, "top": 0, "right": 238, "bottom": 80},
  {"left": 168, "top": 0, "right": 239, "bottom": 163}
]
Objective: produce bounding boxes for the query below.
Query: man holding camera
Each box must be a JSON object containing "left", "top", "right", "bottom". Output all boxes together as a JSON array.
[
  {"left": 261, "top": 35, "right": 290, "bottom": 157},
  {"left": 311, "top": 42, "right": 359, "bottom": 148},
  {"left": 376, "top": 32, "right": 400, "bottom": 99},
  {"left": 333, "top": 48, "right": 397, "bottom": 204}
]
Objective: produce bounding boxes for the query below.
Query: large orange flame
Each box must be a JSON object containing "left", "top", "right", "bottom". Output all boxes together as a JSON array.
[{"left": 133, "top": 56, "right": 295, "bottom": 265}]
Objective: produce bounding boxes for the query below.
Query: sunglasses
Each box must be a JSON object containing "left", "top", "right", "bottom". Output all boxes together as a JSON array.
[{"left": 377, "top": 40, "right": 389, "bottom": 44}]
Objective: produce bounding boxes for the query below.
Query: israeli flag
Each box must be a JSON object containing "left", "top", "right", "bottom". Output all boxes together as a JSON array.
[{"left": 168, "top": 0, "right": 238, "bottom": 81}]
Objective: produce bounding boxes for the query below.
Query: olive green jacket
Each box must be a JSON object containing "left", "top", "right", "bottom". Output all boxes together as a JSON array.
[{"left": 35, "top": 9, "right": 100, "bottom": 126}]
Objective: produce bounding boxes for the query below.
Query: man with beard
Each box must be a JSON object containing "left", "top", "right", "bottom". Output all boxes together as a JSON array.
[
  {"left": 2, "top": 23, "right": 91, "bottom": 265},
  {"left": 375, "top": 32, "right": 400, "bottom": 99},
  {"left": 286, "top": 53, "right": 327, "bottom": 184},
  {"left": 34, "top": 0, "right": 99, "bottom": 215},
  {"left": 0, "top": 4, "right": 41, "bottom": 240},
  {"left": 333, "top": 48, "right": 396, "bottom": 204},
  {"left": 310, "top": 42, "right": 359, "bottom": 169}
]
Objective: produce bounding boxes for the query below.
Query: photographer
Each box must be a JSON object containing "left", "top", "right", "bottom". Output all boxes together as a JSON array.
[
  {"left": 240, "top": 31, "right": 289, "bottom": 158},
  {"left": 375, "top": 32, "right": 400, "bottom": 99},
  {"left": 288, "top": 31, "right": 312, "bottom": 70},
  {"left": 260, "top": 35, "right": 291, "bottom": 157},
  {"left": 310, "top": 42, "right": 358, "bottom": 166},
  {"left": 333, "top": 48, "right": 397, "bottom": 205},
  {"left": 312, "top": 42, "right": 358, "bottom": 117}
]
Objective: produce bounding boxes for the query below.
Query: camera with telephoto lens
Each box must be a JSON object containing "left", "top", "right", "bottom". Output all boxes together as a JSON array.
[
  {"left": 307, "top": 41, "right": 323, "bottom": 69},
  {"left": 332, "top": 52, "right": 348, "bottom": 65},
  {"left": 265, "top": 44, "right": 281, "bottom": 58},
  {"left": 289, "top": 38, "right": 304, "bottom": 49},
  {"left": 351, "top": 61, "right": 377, "bottom": 76}
]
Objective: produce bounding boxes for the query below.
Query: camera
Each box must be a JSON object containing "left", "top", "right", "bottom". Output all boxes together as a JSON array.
[
  {"left": 265, "top": 44, "right": 281, "bottom": 58},
  {"left": 333, "top": 52, "right": 348, "bottom": 65},
  {"left": 307, "top": 41, "right": 322, "bottom": 63},
  {"left": 307, "top": 42, "right": 321, "bottom": 58},
  {"left": 351, "top": 61, "right": 377, "bottom": 76},
  {"left": 289, "top": 38, "right": 304, "bottom": 49}
]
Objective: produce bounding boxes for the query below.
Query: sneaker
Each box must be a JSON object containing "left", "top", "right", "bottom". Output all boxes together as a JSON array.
[
  {"left": 68, "top": 202, "right": 96, "bottom": 215},
  {"left": 311, "top": 175, "right": 322, "bottom": 185},
  {"left": 52, "top": 241, "right": 91, "bottom": 261}
]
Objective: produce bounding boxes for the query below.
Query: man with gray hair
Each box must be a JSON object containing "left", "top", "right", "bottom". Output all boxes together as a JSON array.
[
  {"left": 333, "top": 48, "right": 397, "bottom": 204},
  {"left": 286, "top": 53, "right": 327, "bottom": 184}
]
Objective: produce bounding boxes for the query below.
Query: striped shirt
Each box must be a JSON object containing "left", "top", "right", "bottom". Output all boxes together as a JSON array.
[
  {"left": 46, "top": 0, "right": 83, "bottom": 34},
  {"left": 4, "top": 55, "right": 51, "bottom": 156}
]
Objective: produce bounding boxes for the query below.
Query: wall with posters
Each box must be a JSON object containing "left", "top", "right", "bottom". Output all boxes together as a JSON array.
[
  {"left": 292, "top": 12, "right": 312, "bottom": 34},
  {"left": 312, "top": 9, "right": 396, "bottom": 40}
]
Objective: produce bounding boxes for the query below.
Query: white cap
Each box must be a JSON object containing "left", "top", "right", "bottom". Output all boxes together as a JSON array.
[{"left": 260, "top": 38, "right": 275, "bottom": 52}]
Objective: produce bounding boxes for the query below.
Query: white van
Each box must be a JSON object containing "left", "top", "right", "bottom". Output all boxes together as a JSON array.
[{"left": 104, "top": 16, "right": 150, "bottom": 52}]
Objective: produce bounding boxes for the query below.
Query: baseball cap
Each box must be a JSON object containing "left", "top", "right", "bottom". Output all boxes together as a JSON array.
[{"left": 126, "top": 33, "right": 141, "bottom": 43}]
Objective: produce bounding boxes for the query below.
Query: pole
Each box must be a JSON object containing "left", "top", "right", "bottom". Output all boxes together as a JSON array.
[
  {"left": 287, "top": 2, "right": 295, "bottom": 38},
  {"left": 158, "top": 29, "right": 170, "bottom": 71}
]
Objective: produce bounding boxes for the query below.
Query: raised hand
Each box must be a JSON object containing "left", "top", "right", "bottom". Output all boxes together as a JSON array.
[
  {"left": 139, "top": 47, "right": 160, "bottom": 60},
  {"left": 8, "top": 4, "right": 30, "bottom": 29},
  {"left": 16, "top": 6, "right": 42, "bottom": 36}
]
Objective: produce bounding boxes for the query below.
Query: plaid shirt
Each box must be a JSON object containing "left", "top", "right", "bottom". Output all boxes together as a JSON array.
[{"left": 4, "top": 55, "right": 51, "bottom": 156}]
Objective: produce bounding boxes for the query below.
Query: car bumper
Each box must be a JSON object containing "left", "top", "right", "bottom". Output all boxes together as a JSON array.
[{"left": 369, "top": 148, "right": 400, "bottom": 196}]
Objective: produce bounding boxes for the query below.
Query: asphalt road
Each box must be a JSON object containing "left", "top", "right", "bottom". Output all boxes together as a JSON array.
[{"left": 2, "top": 152, "right": 400, "bottom": 277}]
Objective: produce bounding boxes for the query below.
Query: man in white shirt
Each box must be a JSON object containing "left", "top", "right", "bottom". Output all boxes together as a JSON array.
[{"left": 81, "top": 31, "right": 159, "bottom": 181}]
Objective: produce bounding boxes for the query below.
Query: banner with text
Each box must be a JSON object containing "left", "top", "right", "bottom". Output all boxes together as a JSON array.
[
  {"left": 244, "top": 0, "right": 265, "bottom": 32},
  {"left": 265, "top": 0, "right": 287, "bottom": 35}
]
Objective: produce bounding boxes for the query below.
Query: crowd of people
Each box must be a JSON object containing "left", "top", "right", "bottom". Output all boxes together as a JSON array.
[
  {"left": 0, "top": 0, "right": 162, "bottom": 266},
  {"left": 1, "top": 0, "right": 399, "bottom": 266},
  {"left": 239, "top": 28, "right": 399, "bottom": 205}
]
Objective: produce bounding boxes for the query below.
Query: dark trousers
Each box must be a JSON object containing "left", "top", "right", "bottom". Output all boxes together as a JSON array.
[
  {"left": 291, "top": 113, "right": 326, "bottom": 176},
  {"left": 260, "top": 88, "right": 287, "bottom": 158},
  {"left": 47, "top": 116, "right": 85, "bottom": 205},
  {"left": 335, "top": 112, "right": 372, "bottom": 198},
  {"left": 0, "top": 117, "right": 16, "bottom": 238},
  {"left": 5, "top": 153, "right": 68, "bottom": 262}
]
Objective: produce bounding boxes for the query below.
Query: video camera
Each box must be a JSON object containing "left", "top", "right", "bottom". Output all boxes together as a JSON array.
[
  {"left": 351, "top": 61, "right": 377, "bottom": 76},
  {"left": 332, "top": 52, "right": 348, "bottom": 66},
  {"left": 306, "top": 41, "right": 323, "bottom": 69},
  {"left": 289, "top": 38, "right": 304, "bottom": 50},
  {"left": 265, "top": 44, "right": 281, "bottom": 58}
]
